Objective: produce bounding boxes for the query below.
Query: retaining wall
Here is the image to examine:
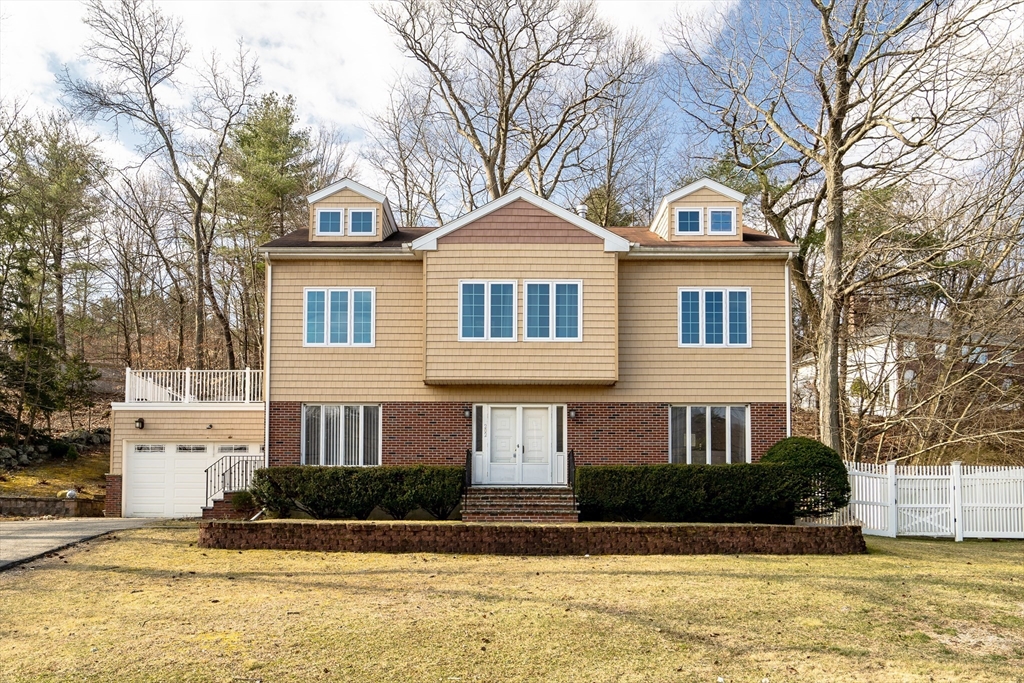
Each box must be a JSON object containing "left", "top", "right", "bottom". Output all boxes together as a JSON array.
[
  {"left": 199, "top": 520, "right": 866, "bottom": 555},
  {"left": 0, "top": 495, "right": 105, "bottom": 518}
]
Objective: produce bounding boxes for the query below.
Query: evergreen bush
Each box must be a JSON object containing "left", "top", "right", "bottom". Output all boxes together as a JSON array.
[
  {"left": 760, "top": 437, "right": 851, "bottom": 517},
  {"left": 250, "top": 465, "right": 465, "bottom": 520}
]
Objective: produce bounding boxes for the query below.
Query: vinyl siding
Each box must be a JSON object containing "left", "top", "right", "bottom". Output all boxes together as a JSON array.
[
  {"left": 109, "top": 408, "right": 265, "bottom": 475},
  {"left": 652, "top": 187, "right": 744, "bottom": 242},
  {"left": 423, "top": 243, "right": 618, "bottom": 384},
  {"left": 308, "top": 187, "right": 396, "bottom": 242},
  {"left": 267, "top": 254, "right": 787, "bottom": 404}
]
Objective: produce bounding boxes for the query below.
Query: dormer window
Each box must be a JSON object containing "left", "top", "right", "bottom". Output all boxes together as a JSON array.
[
  {"left": 317, "top": 209, "right": 342, "bottom": 234},
  {"left": 708, "top": 208, "right": 736, "bottom": 234},
  {"left": 349, "top": 209, "right": 376, "bottom": 235},
  {"left": 675, "top": 209, "right": 702, "bottom": 234}
]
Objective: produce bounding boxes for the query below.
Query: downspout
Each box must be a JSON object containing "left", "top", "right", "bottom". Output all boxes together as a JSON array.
[
  {"left": 785, "top": 253, "right": 793, "bottom": 437},
  {"left": 263, "top": 255, "right": 272, "bottom": 468}
]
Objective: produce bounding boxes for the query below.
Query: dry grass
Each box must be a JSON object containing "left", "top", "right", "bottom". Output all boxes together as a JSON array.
[
  {"left": 0, "top": 447, "right": 107, "bottom": 499},
  {"left": 1, "top": 523, "right": 1022, "bottom": 682}
]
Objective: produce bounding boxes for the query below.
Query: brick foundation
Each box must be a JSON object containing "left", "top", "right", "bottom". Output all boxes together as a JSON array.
[
  {"left": 199, "top": 520, "right": 867, "bottom": 555},
  {"left": 104, "top": 474, "right": 121, "bottom": 517},
  {"left": 269, "top": 401, "right": 301, "bottom": 466},
  {"left": 383, "top": 402, "right": 473, "bottom": 465},
  {"left": 750, "top": 402, "right": 788, "bottom": 461},
  {"left": 567, "top": 402, "right": 668, "bottom": 464}
]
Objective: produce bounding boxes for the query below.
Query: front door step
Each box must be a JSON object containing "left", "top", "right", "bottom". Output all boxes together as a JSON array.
[{"left": 462, "top": 487, "right": 578, "bottom": 523}]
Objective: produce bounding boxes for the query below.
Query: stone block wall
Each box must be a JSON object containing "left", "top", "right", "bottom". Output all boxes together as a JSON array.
[{"left": 199, "top": 520, "right": 867, "bottom": 556}]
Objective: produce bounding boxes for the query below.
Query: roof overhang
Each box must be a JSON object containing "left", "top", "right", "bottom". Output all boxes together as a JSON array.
[
  {"left": 410, "top": 189, "right": 631, "bottom": 253},
  {"left": 651, "top": 178, "right": 746, "bottom": 231},
  {"left": 622, "top": 245, "right": 797, "bottom": 258},
  {"left": 306, "top": 178, "right": 387, "bottom": 205}
]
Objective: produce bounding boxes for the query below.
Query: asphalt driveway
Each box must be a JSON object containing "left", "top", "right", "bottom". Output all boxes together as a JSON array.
[{"left": 0, "top": 518, "right": 156, "bottom": 569}]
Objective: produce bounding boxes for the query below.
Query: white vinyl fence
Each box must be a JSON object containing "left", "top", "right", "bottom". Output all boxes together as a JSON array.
[{"left": 823, "top": 461, "right": 1024, "bottom": 541}]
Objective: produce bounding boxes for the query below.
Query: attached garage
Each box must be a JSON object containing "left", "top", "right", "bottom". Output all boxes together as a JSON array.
[{"left": 123, "top": 443, "right": 262, "bottom": 518}]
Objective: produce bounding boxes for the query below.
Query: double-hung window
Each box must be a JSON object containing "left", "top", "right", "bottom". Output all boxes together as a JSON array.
[
  {"left": 678, "top": 288, "right": 750, "bottom": 347},
  {"left": 316, "top": 209, "right": 342, "bottom": 235},
  {"left": 525, "top": 281, "right": 582, "bottom": 341},
  {"left": 459, "top": 281, "right": 516, "bottom": 340},
  {"left": 302, "top": 404, "right": 380, "bottom": 466},
  {"left": 708, "top": 207, "right": 736, "bottom": 234},
  {"left": 670, "top": 405, "right": 749, "bottom": 464},
  {"left": 305, "top": 288, "right": 375, "bottom": 346},
  {"left": 675, "top": 209, "right": 702, "bottom": 234}
]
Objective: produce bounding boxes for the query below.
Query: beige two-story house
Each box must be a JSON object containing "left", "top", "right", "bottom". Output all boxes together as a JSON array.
[{"left": 105, "top": 177, "right": 796, "bottom": 520}]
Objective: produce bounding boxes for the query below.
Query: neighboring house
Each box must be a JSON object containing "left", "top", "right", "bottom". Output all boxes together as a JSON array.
[
  {"left": 106, "top": 177, "right": 797, "bottom": 520},
  {"left": 793, "top": 317, "right": 1022, "bottom": 418}
]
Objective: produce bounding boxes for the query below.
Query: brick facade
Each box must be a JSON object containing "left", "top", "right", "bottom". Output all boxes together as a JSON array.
[
  {"left": 383, "top": 402, "right": 473, "bottom": 465},
  {"left": 199, "top": 520, "right": 867, "bottom": 556},
  {"left": 268, "top": 400, "right": 789, "bottom": 466},
  {"left": 567, "top": 402, "right": 669, "bottom": 465},
  {"left": 268, "top": 401, "right": 302, "bottom": 466},
  {"left": 749, "top": 402, "right": 788, "bottom": 461},
  {"left": 104, "top": 474, "right": 122, "bottom": 517}
]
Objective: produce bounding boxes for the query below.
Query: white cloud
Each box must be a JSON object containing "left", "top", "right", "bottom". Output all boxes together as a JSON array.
[{"left": 0, "top": 0, "right": 683, "bottom": 178}]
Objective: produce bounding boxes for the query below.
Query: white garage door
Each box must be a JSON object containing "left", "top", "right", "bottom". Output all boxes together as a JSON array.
[{"left": 124, "top": 443, "right": 216, "bottom": 518}]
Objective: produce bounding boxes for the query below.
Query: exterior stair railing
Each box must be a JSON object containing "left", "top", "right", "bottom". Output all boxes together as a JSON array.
[{"left": 205, "top": 454, "right": 263, "bottom": 507}]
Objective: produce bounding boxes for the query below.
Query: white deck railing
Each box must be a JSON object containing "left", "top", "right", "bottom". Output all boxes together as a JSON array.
[
  {"left": 124, "top": 368, "right": 264, "bottom": 404},
  {"left": 814, "top": 460, "right": 1024, "bottom": 541}
]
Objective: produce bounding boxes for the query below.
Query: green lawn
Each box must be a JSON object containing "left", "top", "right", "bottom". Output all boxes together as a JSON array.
[{"left": 0, "top": 522, "right": 1021, "bottom": 682}]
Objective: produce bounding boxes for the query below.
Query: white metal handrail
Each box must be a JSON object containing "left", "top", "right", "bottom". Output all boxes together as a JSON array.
[{"left": 124, "top": 367, "right": 264, "bottom": 403}]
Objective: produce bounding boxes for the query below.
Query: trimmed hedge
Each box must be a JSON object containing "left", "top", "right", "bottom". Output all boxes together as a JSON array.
[
  {"left": 574, "top": 463, "right": 805, "bottom": 524},
  {"left": 760, "top": 437, "right": 851, "bottom": 518},
  {"left": 250, "top": 465, "right": 464, "bottom": 520}
]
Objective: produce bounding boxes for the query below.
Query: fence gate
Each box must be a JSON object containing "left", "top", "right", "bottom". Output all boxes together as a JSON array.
[{"left": 833, "top": 461, "right": 1024, "bottom": 541}]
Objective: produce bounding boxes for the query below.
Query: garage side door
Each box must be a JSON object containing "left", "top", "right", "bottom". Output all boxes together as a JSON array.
[{"left": 125, "top": 444, "right": 213, "bottom": 518}]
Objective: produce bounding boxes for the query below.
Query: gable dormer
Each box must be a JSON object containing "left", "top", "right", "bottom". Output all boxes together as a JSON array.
[
  {"left": 650, "top": 178, "right": 745, "bottom": 242},
  {"left": 306, "top": 178, "right": 399, "bottom": 242}
]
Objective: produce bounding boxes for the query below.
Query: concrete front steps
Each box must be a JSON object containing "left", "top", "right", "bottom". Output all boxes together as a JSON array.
[{"left": 461, "top": 487, "right": 579, "bottom": 523}]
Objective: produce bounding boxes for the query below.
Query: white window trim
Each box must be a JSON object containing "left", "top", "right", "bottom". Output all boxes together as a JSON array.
[
  {"left": 523, "top": 280, "right": 584, "bottom": 342},
  {"left": 300, "top": 403, "right": 382, "bottom": 467},
  {"left": 303, "top": 287, "right": 376, "bottom": 348},
  {"left": 674, "top": 207, "right": 704, "bottom": 235},
  {"left": 458, "top": 280, "right": 518, "bottom": 341},
  {"left": 708, "top": 206, "right": 737, "bottom": 235},
  {"left": 678, "top": 287, "right": 752, "bottom": 348},
  {"left": 348, "top": 207, "right": 377, "bottom": 236},
  {"left": 315, "top": 207, "right": 344, "bottom": 235},
  {"left": 668, "top": 404, "right": 751, "bottom": 464}
]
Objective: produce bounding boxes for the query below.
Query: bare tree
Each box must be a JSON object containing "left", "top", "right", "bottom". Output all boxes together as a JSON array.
[
  {"left": 667, "top": 0, "right": 1023, "bottom": 454},
  {"left": 61, "top": 0, "right": 258, "bottom": 368},
  {"left": 373, "top": 0, "right": 649, "bottom": 213}
]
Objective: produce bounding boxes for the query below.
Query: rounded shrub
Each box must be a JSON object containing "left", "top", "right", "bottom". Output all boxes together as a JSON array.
[
  {"left": 760, "top": 437, "right": 850, "bottom": 518},
  {"left": 231, "top": 490, "right": 257, "bottom": 515}
]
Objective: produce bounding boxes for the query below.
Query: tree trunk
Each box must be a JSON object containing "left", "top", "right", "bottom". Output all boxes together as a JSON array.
[
  {"left": 192, "top": 207, "right": 206, "bottom": 369},
  {"left": 816, "top": 159, "right": 846, "bottom": 455}
]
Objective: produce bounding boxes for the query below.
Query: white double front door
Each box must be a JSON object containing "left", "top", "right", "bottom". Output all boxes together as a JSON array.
[{"left": 480, "top": 405, "right": 564, "bottom": 486}]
